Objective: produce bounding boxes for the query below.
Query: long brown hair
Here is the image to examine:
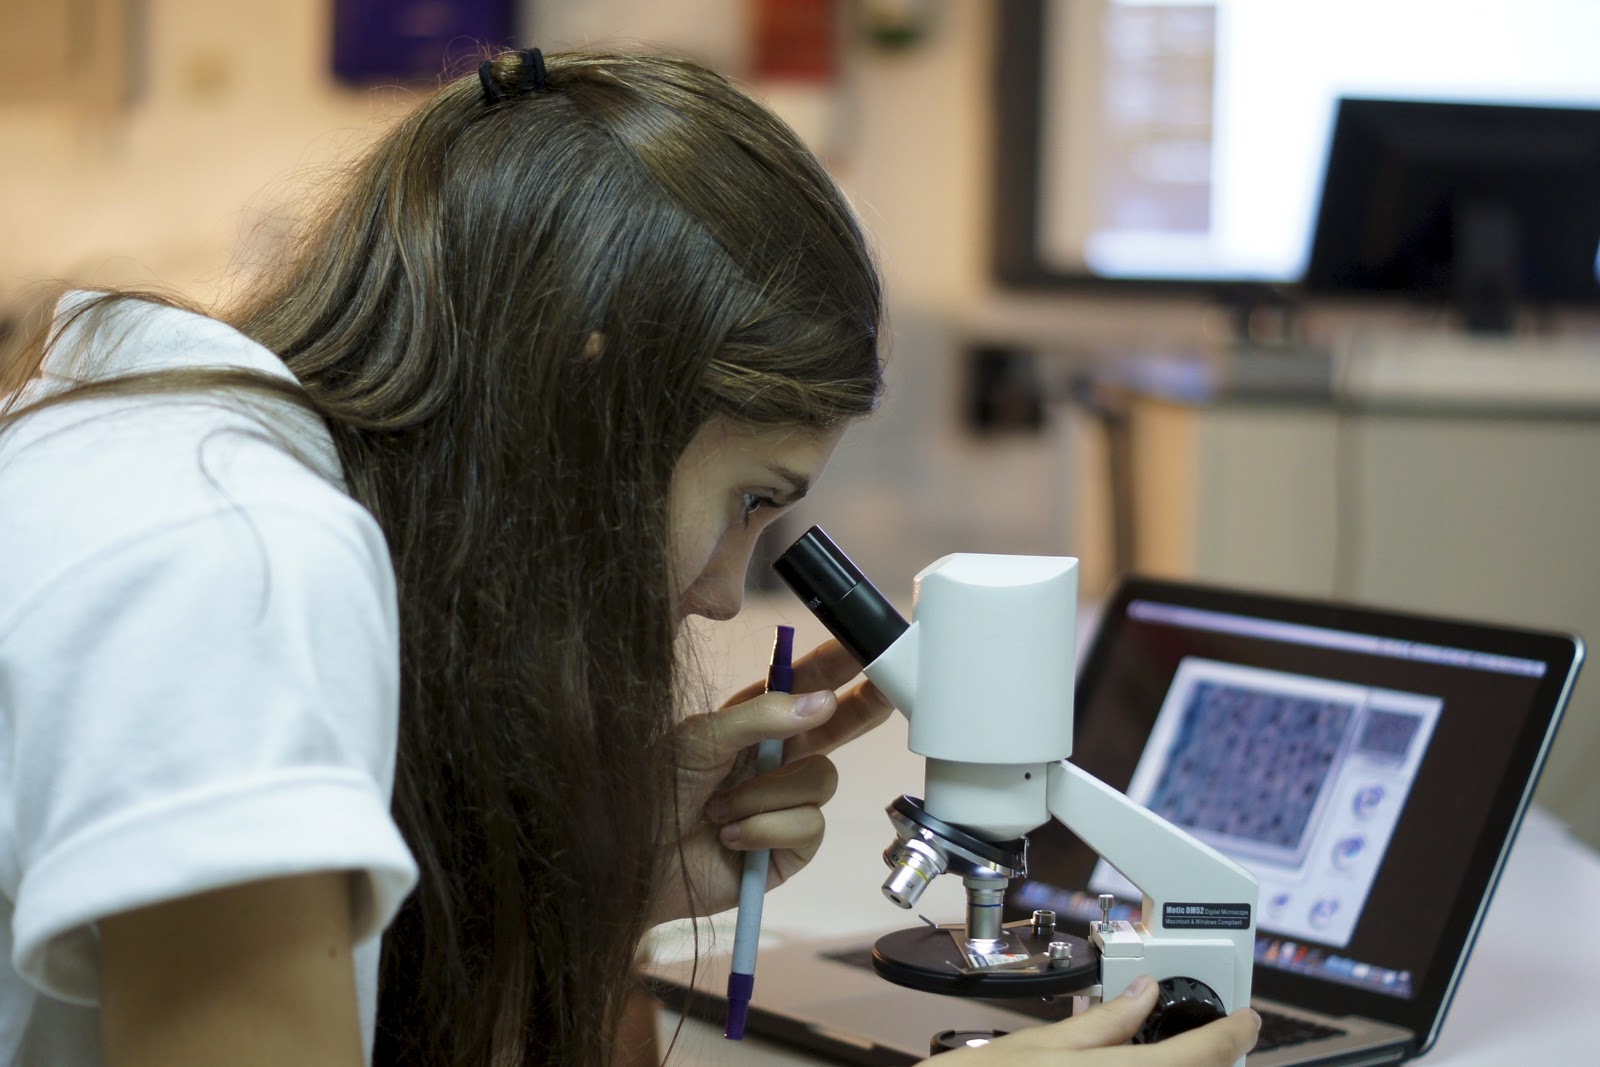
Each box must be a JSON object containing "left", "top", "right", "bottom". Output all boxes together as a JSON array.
[
  {"left": 1, "top": 48, "right": 880, "bottom": 1067},
  {"left": 226, "top": 50, "right": 883, "bottom": 1065}
]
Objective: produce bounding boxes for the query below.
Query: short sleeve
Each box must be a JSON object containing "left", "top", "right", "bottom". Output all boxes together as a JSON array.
[{"left": 0, "top": 502, "right": 418, "bottom": 1004}]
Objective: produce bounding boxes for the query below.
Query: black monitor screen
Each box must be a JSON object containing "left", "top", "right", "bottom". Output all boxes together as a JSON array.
[{"left": 1304, "top": 97, "right": 1600, "bottom": 328}]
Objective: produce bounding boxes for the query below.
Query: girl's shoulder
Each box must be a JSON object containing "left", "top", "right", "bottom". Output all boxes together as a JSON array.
[{"left": 1, "top": 292, "right": 389, "bottom": 638}]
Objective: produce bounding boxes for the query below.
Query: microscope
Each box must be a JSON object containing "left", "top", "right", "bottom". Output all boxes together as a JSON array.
[{"left": 773, "top": 527, "right": 1257, "bottom": 1060}]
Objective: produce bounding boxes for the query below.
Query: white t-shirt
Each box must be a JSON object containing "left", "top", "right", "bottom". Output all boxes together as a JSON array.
[{"left": 0, "top": 295, "right": 418, "bottom": 1065}]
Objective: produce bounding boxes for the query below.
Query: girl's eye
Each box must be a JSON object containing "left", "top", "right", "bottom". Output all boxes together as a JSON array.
[{"left": 741, "top": 493, "right": 779, "bottom": 525}]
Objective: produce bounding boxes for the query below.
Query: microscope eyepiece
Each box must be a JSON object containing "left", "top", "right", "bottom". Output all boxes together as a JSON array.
[{"left": 772, "top": 526, "right": 909, "bottom": 667}]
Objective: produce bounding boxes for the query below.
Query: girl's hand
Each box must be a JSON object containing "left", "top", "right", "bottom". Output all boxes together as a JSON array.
[
  {"left": 936, "top": 976, "right": 1261, "bottom": 1066},
  {"left": 649, "top": 640, "right": 893, "bottom": 925}
]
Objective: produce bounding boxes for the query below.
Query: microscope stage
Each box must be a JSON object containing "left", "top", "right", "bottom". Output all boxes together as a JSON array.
[{"left": 871, "top": 924, "right": 1098, "bottom": 998}]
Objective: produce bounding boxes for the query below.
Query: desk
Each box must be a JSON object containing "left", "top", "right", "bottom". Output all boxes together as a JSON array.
[{"left": 657, "top": 599, "right": 1600, "bottom": 1064}]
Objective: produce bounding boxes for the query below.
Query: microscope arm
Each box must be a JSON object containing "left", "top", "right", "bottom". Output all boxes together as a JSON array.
[{"left": 1046, "top": 759, "right": 1257, "bottom": 1016}]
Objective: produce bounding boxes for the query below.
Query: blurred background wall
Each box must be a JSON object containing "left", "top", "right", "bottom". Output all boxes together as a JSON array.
[{"left": 0, "top": 0, "right": 1093, "bottom": 583}]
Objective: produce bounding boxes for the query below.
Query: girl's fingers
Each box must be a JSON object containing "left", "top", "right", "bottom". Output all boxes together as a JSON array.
[
  {"left": 718, "top": 805, "right": 826, "bottom": 857},
  {"left": 955, "top": 979, "right": 1256, "bottom": 1067},
  {"left": 676, "top": 690, "right": 837, "bottom": 771},
  {"left": 781, "top": 677, "right": 894, "bottom": 760},
  {"left": 721, "top": 639, "right": 866, "bottom": 708},
  {"left": 705, "top": 754, "right": 838, "bottom": 824},
  {"left": 1135, "top": 1008, "right": 1261, "bottom": 1066},
  {"left": 707, "top": 640, "right": 892, "bottom": 773},
  {"left": 1040, "top": 975, "right": 1161, "bottom": 1050},
  {"left": 993, "top": 978, "right": 1260, "bottom": 1066},
  {"left": 786, "top": 639, "right": 871, "bottom": 693}
]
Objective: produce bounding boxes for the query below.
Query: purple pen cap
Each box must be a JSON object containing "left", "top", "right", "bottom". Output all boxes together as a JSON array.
[
  {"left": 767, "top": 624, "right": 795, "bottom": 694},
  {"left": 725, "top": 971, "right": 755, "bottom": 1039}
]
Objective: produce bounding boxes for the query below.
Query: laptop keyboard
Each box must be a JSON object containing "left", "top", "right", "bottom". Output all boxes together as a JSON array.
[
  {"left": 821, "top": 946, "right": 1348, "bottom": 1052},
  {"left": 1252, "top": 1009, "right": 1347, "bottom": 1051}
]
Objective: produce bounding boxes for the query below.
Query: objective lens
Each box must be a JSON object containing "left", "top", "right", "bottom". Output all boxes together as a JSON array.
[{"left": 881, "top": 837, "right": 945, "bottom": 909}]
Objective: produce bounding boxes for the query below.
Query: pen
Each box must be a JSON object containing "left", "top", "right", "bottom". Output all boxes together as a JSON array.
[{"left": 725, "top": 624, "right": 794, "bottom": 1040}]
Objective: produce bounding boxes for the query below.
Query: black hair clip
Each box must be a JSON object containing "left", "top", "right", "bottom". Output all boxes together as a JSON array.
[
  {"left": 478, "top": 47, "right": 549, "bottom": 106},
  {"left": 519, "top": 48, "right": 548, "bottom": 93}
]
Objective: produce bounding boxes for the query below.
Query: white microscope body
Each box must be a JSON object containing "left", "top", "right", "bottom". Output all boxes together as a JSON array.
[{"left": 776, "top": 529, "right": 1256, "bottom": 1060}]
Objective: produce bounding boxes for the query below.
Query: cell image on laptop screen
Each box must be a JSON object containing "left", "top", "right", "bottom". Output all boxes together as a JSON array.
[{"left": 1088, "top": 658, "right": 1441, "bottom": 947}]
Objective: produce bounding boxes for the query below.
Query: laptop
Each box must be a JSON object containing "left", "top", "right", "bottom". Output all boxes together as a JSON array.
[{"left": 645, "top": 576, "right": 1584, "bottom": 1065}]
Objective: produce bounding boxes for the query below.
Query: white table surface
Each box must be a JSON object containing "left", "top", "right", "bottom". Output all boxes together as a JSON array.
[{"left": 655, "top": 598, "right": 1600, "bottom": 1064}]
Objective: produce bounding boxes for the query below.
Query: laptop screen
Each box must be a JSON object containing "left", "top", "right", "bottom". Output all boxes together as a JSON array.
[{"left": 1006, "top": 577, "right": 1581, "bottom": 1039}]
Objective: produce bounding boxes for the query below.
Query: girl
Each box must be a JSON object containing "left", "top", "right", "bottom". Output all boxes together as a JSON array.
[{"left": 0, "top": 49, "right": 1257, "bottom": 1067}]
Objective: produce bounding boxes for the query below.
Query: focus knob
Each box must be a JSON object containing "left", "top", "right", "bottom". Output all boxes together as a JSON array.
[{"left": 1133, "top": 976, "right": 1227, "bottom": 1044}]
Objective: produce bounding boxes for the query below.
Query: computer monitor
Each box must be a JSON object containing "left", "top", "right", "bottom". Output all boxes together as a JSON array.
[
  {"left": 995, "top": 1, "right": 1600, "bottom": 306},
  {"left": 1303, "top": 97, "right": 1600, "bottom": 332}
]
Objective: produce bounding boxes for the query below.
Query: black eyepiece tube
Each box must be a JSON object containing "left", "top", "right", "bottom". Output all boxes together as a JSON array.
[{"left": 772, "top": 526, "right": 910, "bottom": 667}]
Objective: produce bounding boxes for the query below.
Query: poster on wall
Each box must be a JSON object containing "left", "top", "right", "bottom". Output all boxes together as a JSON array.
[{"left": 332, "top": 0, "right": 517, "bottom": 84}]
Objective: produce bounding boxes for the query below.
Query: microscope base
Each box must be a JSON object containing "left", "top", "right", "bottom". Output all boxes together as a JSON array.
[{"left": 871, "top": 925, "right": 1098, "bottom": 997}]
